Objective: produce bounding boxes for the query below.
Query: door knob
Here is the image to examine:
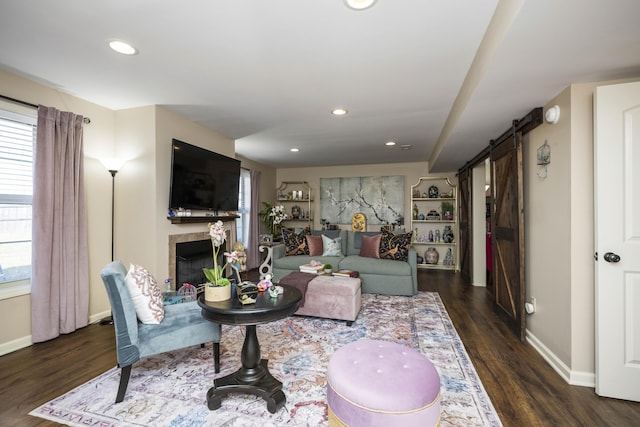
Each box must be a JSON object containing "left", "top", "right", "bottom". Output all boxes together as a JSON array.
[{"left": 603, "top": 252, "right": 621, "bottom": 263}]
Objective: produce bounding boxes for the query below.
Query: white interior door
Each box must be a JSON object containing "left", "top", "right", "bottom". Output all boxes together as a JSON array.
[{"left": 594, "top": 80, "right": 640, "bottom": 401}]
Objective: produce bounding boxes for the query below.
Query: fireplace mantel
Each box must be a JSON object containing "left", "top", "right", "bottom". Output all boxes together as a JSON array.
[{"left": 167, "top": 214, "right": 239, "bottom": 224}]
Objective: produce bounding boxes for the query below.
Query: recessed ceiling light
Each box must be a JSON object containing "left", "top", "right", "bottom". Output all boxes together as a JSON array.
[
  {"left": 385, "top": 141, "right": 396, "bottom": 146},
  {"left": 108, "top": 39, "right": 138, "bottom": 55},
  {"left": 401, "top": 144, "right": 412, "bottom": 151},
  {"left": 331, "top": 108, "right": 348, "bottom": 116},
  {"left": 344, "top": 0, "right": 377, "bottom": 10},
  {"left": 290, "top": 148, "right": 300, "bottom": 152}
]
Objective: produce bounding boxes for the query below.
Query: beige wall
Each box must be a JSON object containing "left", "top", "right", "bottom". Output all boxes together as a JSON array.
[
  {"left": 525, "top": 87, "right": 574, "bottom": 367},
  {"left": 0, "top": 69, "right": 117, "bottom": 353},
  {"left": 525, "top": 77, "right": 638, "bottom": 383},
  {"left": 276, "top": 163, "right": 456, "bottom": 231}
]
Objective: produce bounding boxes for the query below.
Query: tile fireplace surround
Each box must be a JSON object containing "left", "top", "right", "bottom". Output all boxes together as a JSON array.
[{"left": 168, "top": 221, "right": 237, "bottom": 285}]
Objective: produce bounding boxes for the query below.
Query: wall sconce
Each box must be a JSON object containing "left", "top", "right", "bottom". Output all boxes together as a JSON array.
[
  {"left": 537, "top": 140, "right": 551, "bottom": 178},
  {"left": 545, "top": 105, "right": 560, "bottom": 124}
]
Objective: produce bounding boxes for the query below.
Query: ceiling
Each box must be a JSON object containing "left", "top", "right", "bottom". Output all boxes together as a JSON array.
[{"left": 1, "top": 1, "right": 639, "bottom": 172}]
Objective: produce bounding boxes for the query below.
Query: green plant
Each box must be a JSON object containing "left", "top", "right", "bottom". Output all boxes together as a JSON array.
[{"left": 324, "top": 263, "right": 333, "bottom": 270}]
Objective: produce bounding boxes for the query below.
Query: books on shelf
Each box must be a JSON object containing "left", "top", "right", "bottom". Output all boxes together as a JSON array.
[
  {"left": 332, "top": 270, "right": 359, "bottom": 278},
  {"left": 299, "top": 263, "right": 325, "bottom": 274}
]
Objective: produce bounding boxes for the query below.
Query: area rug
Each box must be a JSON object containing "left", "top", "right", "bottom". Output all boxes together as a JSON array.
[{"left": 30, "top": 292, "right": 502, "bottom": 426}]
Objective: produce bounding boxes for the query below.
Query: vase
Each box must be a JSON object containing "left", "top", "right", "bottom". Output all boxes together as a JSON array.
[
  {"left": 204, "top": 284, "right": 231, "bottom": 302},
  {"left": 443, "top": 225, "right": 454, "bottom": 243},
  {"left": 425, "top": 247, "right": 439, "bottom": 264}
]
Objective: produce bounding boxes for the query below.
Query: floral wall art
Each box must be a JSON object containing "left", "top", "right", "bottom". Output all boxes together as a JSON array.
[{"left": 320, "top": 176, "right": 404, "bottom": 226}]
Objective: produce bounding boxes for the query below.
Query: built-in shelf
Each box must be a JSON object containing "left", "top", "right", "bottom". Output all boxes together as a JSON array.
[{"left": 167, "top": 214, "right": 239, "bottom": 224}]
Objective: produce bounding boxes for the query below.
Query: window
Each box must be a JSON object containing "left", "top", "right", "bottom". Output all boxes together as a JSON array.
[
  {"left": 0, "top": 110, "right": 36, "bottom": 290},
  {"left": 236, "top": 168, "right": 251, "bottom": 247}
]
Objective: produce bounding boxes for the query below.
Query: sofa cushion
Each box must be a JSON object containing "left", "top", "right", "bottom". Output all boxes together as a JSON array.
[
  {"left": 379, "top": 228, "right": 413, "bottom": 261},
  {"left": 283, "top": 227, "right": 311, "bottom": 256},
  {"left": 306, "top": 235, "right": 324, "bottom": 256},
  {"left": 359, "top": 234, "right": 381, "bottom": 258},
  {"left": 339, "top": 255, "right": 413, "bottom": 277},
  {"left": 124, "top": 263, "right": 165, "bottom": 324},
  {"left": 322, "top": 234, "right": 343, "bottom": 257}
]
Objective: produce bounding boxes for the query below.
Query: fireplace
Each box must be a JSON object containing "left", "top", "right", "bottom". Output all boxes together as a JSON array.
[
  {"left": 168, "top": 220, "right": 237, "bottom": 291},
  {"left": 175, "top": 239, "right": 214, "bottom": 290}
]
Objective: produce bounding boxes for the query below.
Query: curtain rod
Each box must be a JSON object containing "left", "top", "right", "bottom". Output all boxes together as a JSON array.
[{"left": 0, "top": 94, "right": 91, "bottom": 124}]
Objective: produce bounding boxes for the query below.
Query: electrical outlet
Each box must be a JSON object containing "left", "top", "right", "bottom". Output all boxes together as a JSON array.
[{"left": 531, "top": 297, "right": 536, "bottom": 311}]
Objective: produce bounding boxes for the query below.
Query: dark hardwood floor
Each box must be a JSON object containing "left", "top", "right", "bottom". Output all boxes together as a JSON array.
[{"left": 1, "top": 269, "right": 639, "bottom": 426}]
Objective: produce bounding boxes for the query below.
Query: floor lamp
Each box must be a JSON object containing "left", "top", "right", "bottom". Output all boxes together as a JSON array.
[{"left": 99, "top": 158, "right": 125, "bottom": 326}]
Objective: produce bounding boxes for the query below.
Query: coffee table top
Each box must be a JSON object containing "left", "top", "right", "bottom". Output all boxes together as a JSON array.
[{"left": 198, "top": 284, "right": 302, "bottom": 326}]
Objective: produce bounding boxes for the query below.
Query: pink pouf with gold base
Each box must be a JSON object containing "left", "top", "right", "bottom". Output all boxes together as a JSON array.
[{"left": 327, "top": 340, "right": 441, "bottom": 427}]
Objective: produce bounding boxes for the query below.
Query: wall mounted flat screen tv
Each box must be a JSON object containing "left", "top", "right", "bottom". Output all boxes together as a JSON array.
[{"left": 169, "top": 139, "right": 241, "bottom": 212}]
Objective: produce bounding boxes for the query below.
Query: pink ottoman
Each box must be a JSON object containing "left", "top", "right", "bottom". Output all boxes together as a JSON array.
[
  {"left": 294, "top": 275, "right": 361, "bottom": 326},
  {"left": 327, "top": 340, "right": 441, "bottom": 427}
]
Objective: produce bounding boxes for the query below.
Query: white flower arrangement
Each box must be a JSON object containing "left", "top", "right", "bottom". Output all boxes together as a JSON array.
[{"left": 270, "top": 204, "right": 287, "bottom": 225}]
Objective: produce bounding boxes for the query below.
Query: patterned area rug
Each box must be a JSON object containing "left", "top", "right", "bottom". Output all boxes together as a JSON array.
[{"left": 30, "top": 292, "right": 502, "bottom": 426}]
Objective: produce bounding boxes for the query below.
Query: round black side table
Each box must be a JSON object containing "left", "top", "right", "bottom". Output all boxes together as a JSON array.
[{"left": 198, "top": 284, "right": 302, "bottom": 413}]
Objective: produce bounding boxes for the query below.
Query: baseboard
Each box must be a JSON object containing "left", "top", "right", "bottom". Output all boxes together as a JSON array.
[
  {"left": 525, "top": 329, "right": 596, "bottom": 388},
  {"left": 90, "top": 310, "right": 112, "bottom": 325},
  {"left": 0, "top": 335, "right": 32, "bottom": 356},
  {"left": 1, "top": 310, "right": 112, "bottom": 356}
]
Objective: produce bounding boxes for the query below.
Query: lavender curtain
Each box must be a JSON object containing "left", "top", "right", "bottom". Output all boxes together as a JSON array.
[
  {"left": 31, "top": 105, "right": 89, "bottom": 343},
  {"left": 246, "top": 169, "right": 261, "bottom": 269}
]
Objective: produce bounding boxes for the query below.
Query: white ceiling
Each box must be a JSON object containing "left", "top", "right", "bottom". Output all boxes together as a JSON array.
[{"left": 1, "top": 0, "right": 639, "bottom": 172}]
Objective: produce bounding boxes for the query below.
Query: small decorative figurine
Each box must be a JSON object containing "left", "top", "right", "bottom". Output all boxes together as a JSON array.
[
  {"left": 443, "top": 248, "right": 454, "bottom": 266},
  {"left": 435, "top": 229, "right": 441, "bottom": 243},
  {"left": 428, "top": 230, "right": 434, "bottom": 242},
  {"left": 268, "top": 285, "right": 284, "bottom": 298},
  {"left": 258, "top": 273, "right": 273, "bottom": 291}
]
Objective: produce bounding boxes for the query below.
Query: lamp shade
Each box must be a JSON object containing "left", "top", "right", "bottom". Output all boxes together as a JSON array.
[{"left": 100, "top": 157, "right": 126, "bottom": 172}]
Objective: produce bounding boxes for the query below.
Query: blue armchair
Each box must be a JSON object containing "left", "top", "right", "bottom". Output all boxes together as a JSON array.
[{"left": 100, "top": 261, "right": 221, "bottom": 403}]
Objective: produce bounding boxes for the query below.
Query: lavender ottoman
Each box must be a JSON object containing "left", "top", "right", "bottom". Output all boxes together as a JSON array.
[
  {"left": 327, "top": 340, "right": 441, "bottom": 427},
  {"left": 294, "top": 275, "right": 361, "bottom": 325}
]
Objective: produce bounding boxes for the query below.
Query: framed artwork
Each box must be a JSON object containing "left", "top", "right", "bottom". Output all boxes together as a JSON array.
[{"left": 320, "top": 176, "right": 404, "bottom": 226}]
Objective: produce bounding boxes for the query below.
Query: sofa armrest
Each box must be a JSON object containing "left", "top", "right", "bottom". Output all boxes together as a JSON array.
[
  {"left": 272, "top": 243, "right": 286, "bottom": 261},
  {"left": 408, "top": 247, "right": 418, "bottom": 294}
]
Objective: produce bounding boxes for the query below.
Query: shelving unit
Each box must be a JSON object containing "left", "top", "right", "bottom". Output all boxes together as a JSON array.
[
  {"left": 410, "top": 177, "right": 458, "bottom": 271},
  {"left": 275, "top": 181, "right": 313, "bottom": 229}
]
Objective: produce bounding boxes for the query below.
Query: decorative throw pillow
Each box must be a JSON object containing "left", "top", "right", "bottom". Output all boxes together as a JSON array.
[
  {"left": 322, "top": 234, "right": 343, "bottom": 257},
  {"left": 379, "top": 228, "right": 413, "bottom": 261},
  {"left": 282, "top": 228, "right": 311, "bottom": 256},
  {"left": 124, "top": 263, "right": 164, "bottom": 324},
  {"left": 306, "top": 235, "right": 324, "bottom": 256},
  {"left": 359, "top": 234, "right": 381, "bottom": 259}
]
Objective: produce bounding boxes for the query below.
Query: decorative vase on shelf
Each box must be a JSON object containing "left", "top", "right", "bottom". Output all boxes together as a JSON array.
[
  {"left": 425, "top": 247, "right": 439, "bottom": 264},
  {"left": 443, "top": 225, "right": 454, "bottom": 243},
  {"left": 413, "top": 204, "right": 419, "bottom": 219},
  {"left": 443, "top": 248, "right": 454, "bottom": 266},
  {"left": 428, "top": 185, "right": 439, "bottom": 198},
  {"left": 204, "top": 284, "right": 231, "bottom": 302}
]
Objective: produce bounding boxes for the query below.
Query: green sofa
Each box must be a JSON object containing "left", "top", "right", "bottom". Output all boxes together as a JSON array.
[{"left": 272, "top": 229, "right": 418, "bottom": 296}]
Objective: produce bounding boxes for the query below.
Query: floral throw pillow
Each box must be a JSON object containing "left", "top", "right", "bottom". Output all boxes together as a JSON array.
[
  {"left": 282, "top": 228, "right": 311, "bottom": 256},
  {"left": 124, "top": 263, "right": 164, "bottom": 324},
  {"left": 379, "top": 228, "right": 413, "bottom": 261},
  {"left": 322, "top": 234, "right": 343, "bottom": 257}
]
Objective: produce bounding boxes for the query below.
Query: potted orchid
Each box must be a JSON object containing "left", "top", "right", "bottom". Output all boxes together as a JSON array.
[
  {"left": 260, "top": 202, "right": 288, "bottom": 240},
  {"left": 203, "top": 221, "right": 239, "bottom": 302}
]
